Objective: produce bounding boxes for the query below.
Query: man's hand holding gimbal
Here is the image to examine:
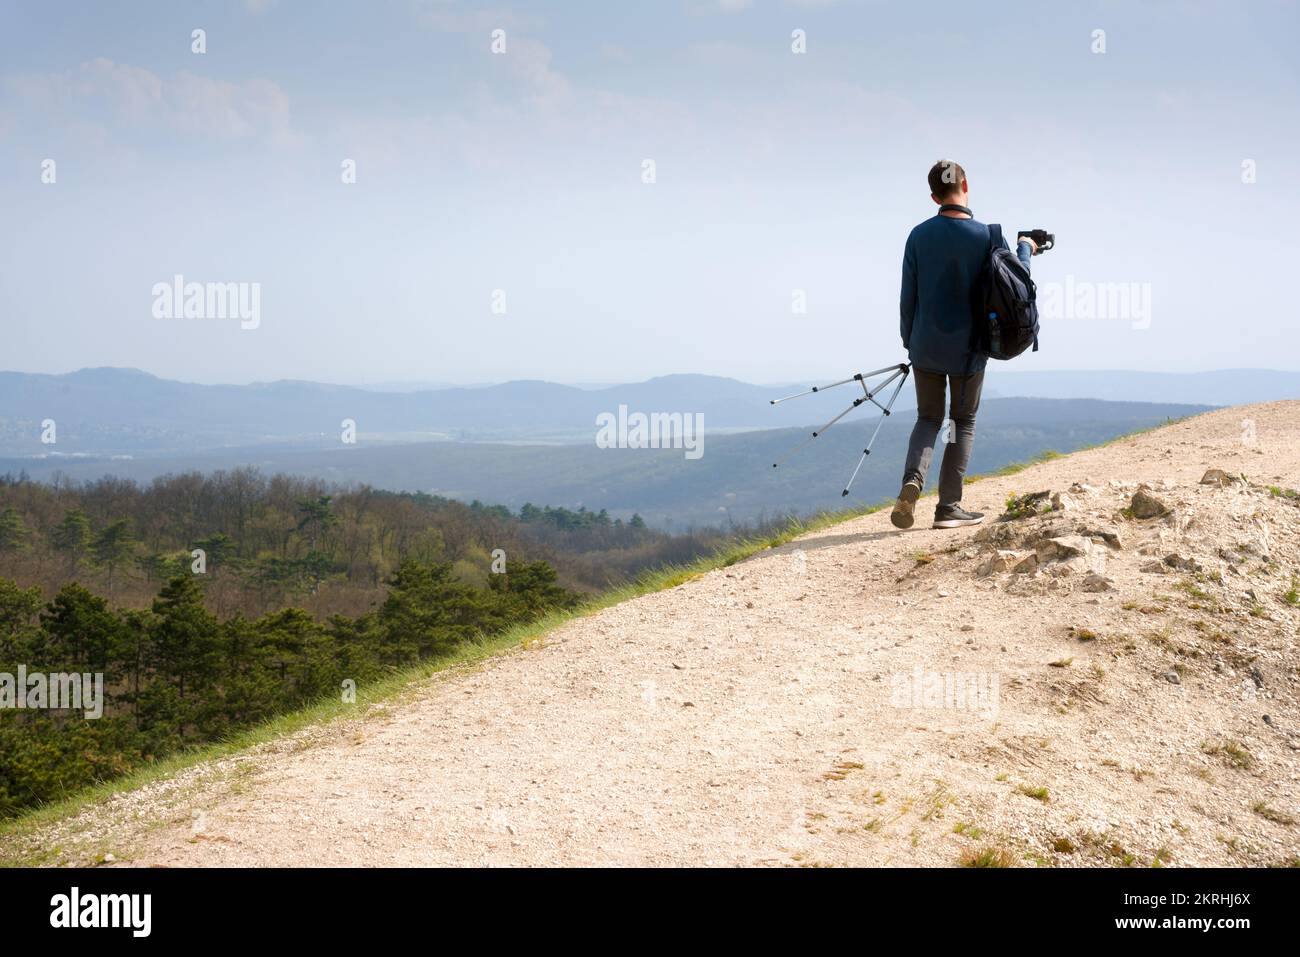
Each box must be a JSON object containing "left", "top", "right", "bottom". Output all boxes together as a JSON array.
[{"left": 1016, "top": 228, "right": 1054, "bottom": 254}]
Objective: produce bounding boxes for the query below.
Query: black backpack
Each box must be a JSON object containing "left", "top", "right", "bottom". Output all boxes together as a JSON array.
[{"left": 973, "top": 224, "right": 1039, "bottom": 360}]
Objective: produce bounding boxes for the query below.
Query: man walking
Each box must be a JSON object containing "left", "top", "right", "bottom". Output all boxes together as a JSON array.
[{"left": 891, "top": 160, "right": 1036, "bottom": 530}]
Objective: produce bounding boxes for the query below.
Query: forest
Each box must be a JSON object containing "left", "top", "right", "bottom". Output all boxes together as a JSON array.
[
  {"left": 0, "top": 468, "right": 772, "bottom": 818},
  {"left": 0, "top": 467, "right": 756, "bottom": 616}
]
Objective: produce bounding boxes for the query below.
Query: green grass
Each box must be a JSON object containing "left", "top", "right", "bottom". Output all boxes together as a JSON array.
[
  {"left": 1202, "top": 740, "right": 1255, "bottom": 771},
  {"left": 960, "top": 845, "right": 1018, "bottom": 867},
  {"left": 1002, "top": 490, "right": 1050, "bottom": 520},
  {"left": 1175, "top": 579, "right": 1212, "bottom": 601},
  {"left": 994, "top": 449, "right": 1064, "bottom": 477},
  {"left": 1252, "top": 801, "right": 1296, "bottom": 826}
]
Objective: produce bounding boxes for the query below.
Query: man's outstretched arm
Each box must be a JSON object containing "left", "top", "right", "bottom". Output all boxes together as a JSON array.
[{"left": 1013, "top": 236, "right": 1035, "bottom": 269}]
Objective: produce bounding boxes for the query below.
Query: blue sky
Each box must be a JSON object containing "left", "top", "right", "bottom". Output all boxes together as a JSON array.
[{"left": 2, "top": 0, "right": 1297, "bottom": 385}]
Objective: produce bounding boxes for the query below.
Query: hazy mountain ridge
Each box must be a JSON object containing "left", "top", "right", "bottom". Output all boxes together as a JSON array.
[
  {"left": 0, "top": 369, "right": 819, "bottom": 452},
  {"left": 1, "top": 366, "right": 1292, "bottom": 456},
  {"left": 1, "top": 395, "right": 1208, "bottom": 528}
]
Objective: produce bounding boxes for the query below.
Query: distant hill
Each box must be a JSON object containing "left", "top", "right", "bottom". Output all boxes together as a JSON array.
[
  {"left": 0, "top": 368, "right": 870, "bottom": 452},
  {"left": 0, "top": 366, "right": 1287, "bottom": 455},
  {"left": 0, "top": 394, "right": 1208, "bottom": 528}
]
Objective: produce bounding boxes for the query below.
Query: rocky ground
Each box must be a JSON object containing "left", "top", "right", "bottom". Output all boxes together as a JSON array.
[{"left": 4, "top": 401, "right": 1298, "bottom": 867}]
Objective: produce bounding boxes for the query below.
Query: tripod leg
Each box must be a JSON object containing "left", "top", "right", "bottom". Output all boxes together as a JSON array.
[
  {"left": 769, "top": 363, "right": 910, "bottom": 405},
  {"left": 861, "top": 364, "right": 910, "bottom": 415},
  {"left": 772, "top": 366, "right": 908, "bottom": 469},
  {"left": 771, "top": 395, "right": 866, "bottom": 468},
  {"left": 840, "top": 365, "right": 910, "bottom": 497}
]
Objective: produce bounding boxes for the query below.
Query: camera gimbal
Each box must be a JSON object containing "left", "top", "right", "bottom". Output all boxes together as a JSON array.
[{"left": 1017, "top": 229, "right": 1055, "bottom": 254}]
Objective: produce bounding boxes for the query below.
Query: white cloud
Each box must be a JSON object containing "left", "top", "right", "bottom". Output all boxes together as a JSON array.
[
  {"left": 506, "top": 36, "right": 571, "bottom": 107},
  {"left": 5, "top": 58, "right": 298, "bottom": 145},
  {"left": 6, "top": 58, "right": 161, "bottom": 120},
  {"left": 170, "top": 73, "right": 293, "bottom": 141},
  {"left": 412, "top": 3, "right": 568, "bottom": 108},
  {"left": 81, "top": 58, "right": 164, "bottom": 119}
]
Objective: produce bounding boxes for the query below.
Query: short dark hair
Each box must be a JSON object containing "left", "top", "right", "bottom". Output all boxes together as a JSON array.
[{"left": 927, "top": 159, "right": 966, "bottom": 199}]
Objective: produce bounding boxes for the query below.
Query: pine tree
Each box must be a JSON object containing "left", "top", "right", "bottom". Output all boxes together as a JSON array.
[
  {"left": 295, "top": 496, "right": 336, "bottom": 551},
  {"left": 193, "top": 532, "right": 235, "bottom": 576},
  {"left": 0, "top": 507, "right": 30, "bottom": 552},
  {"left": 51, "top": 508, "right": 92, "bottom": 572},
  {"left": 39, "top": 582, "right": 125, "bottom": 677},
  {"left": 0, "top": 578, "right": 43, "bottom": 653},
  {"left": 92, "top": 519, "right": 136, "bottom": 594},
  {"left": 150, "top": 575, "right": 221, "bottom": 709},
  {"left": 487, "top": 560, "right": 578, "bottom": 618},
  {"left": 377, "top": 560, "right": 489, "bottom": 663}
]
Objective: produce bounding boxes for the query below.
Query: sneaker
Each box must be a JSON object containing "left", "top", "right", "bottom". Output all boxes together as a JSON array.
[
  {"left": 933, "top": 504, "right": 984, "bottom": 529},
  {"left": 890, "top": 480, "right": 922, "bottom": 529}
]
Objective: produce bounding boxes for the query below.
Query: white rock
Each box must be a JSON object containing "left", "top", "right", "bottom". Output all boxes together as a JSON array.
[{"left": 1036, "top": 535, "right": 1091, "bottom": 562}]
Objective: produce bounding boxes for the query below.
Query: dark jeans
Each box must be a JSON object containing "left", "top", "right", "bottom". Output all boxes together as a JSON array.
[{"left": 902, "top": 369, "right": 984, "bottom": 508}]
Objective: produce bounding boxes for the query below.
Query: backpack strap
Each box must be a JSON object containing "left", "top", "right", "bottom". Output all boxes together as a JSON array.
[{"left": 988, "top": 223, "right": 1003, "bottom": 252}]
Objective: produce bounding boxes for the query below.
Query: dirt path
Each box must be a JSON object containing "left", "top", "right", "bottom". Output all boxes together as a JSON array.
[{"left": 10, "top": 402, "right": 1300, "bottom": 867}]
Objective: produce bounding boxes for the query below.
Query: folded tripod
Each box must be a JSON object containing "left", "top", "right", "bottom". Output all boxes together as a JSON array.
[{"left": 770, "top": 362, "right": 911, "bottom": 497}]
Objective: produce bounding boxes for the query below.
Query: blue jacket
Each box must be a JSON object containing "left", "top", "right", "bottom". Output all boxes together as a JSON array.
[{"left": 900, "top": 213, "right": 1032, "bottom": 376}]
